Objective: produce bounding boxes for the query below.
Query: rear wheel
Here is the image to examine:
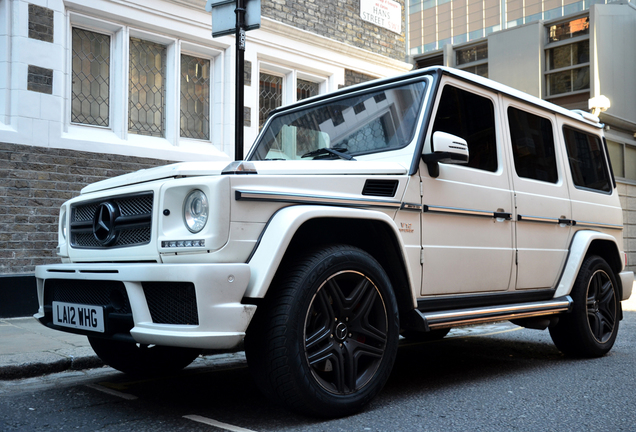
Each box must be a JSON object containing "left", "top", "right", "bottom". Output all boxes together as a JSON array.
[
  {"left": 549, "top": 255, "right": 619, "bottom": 357},
  {"left": 88, "top": 337, "right": 200, "bottom": 376},
  {"left": 245, "top": 245, "right": 399, "bottom": 417}
]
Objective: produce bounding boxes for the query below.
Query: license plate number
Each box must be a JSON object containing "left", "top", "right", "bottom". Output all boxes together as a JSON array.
[{"left": 52, "top": 301, "right": 105, "bottom": 333}]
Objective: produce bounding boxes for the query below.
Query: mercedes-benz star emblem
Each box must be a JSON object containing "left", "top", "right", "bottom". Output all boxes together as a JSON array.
[
  {"left": 92, "top": 202, "right": 119, "bottom": 246},
  {"left": 335, "top": 322, "right": 348, "bottom": 342}
]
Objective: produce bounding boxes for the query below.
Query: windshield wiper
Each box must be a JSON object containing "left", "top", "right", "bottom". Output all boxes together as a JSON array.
[{"left": 301, "top": 146, "right": 356, "bottom": 161}]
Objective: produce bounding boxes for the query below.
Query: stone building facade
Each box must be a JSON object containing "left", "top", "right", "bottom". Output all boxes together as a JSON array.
[{"left": 0, "top": 0, "right": 411, "bottom": 316}]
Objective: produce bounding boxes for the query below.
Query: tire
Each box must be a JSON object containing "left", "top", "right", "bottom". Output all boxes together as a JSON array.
[
  {"left": 401, "top": 328, "right": 450, "bottom": 342},
  {"left": 88, "top": 337, "right": 200, "bottom": 376},
  {"left": 245, "top": 245, "right": 400, "bottom": 417},
  {"left": 549, "top": 255, "right": 620, "bottom": 358}
]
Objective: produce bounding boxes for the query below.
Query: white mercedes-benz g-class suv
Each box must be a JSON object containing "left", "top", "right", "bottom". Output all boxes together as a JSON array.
[{"left": 35, "top": 66, "right": 633, "bottom": 417}]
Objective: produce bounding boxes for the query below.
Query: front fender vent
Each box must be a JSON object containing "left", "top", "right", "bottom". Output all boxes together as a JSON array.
[{"left": 362, "top": 179, "right": 399, "bottom": 197}]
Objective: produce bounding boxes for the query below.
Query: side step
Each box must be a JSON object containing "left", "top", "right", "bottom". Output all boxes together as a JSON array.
[{"left": 413, "top": 296, "right": 572, "bottom": 331}]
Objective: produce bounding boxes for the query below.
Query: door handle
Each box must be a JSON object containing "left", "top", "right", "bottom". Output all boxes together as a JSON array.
[
  {"left": 558, "top": 218, "right": 576, "bottom": 226},
  {"left": 493, "top": 211, "right": 512, "bottom": 221}
]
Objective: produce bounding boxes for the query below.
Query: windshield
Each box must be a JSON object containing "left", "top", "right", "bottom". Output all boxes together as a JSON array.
[{"left": 249, "top": 80, "right": 427, "bottom": 161}]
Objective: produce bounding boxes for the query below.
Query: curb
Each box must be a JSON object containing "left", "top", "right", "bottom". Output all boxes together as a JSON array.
[{"left": 0, "top": 355, "right": 104, "bottom": 380}]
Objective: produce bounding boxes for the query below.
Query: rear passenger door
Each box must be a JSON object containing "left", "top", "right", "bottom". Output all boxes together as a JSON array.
[
  {"left": 502, "top": 100, "right": 572, "bottom": 290},
  {"left": 420, "top": 81, "right": 515, "bottom": 295}
]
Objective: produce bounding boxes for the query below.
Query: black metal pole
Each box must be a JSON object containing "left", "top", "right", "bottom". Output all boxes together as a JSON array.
[{"left": 235, "top": 0, "right": 246, "bottom": 161}]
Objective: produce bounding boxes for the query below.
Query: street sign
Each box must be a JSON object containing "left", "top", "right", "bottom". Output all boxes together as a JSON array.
[{"left": 205, "top": 0, "right": 261, "bottom": 38}]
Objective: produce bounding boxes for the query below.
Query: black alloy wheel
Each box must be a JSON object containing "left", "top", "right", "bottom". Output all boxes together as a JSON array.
[
  {"left": 304, "top": 270, "right": 389, "bottom": 395},
  {"left": 549, "top": 255, "right": 620, "bottom": 358},
  {"left": 245, "top": 245, "right": 399, "bottom": 417}
]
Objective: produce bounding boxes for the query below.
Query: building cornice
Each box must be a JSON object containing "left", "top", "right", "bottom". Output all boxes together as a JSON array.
[{"left": 259, "top": 17, "right": 412, "bottom": 75}]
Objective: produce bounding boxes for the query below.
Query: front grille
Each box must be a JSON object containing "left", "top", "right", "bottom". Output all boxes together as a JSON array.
[
  {"left": 70, "top": 192, "right": 153, "bottom": 249},
  {"left": 143, "top": 282, "right": 199, "bottom": 325},
  {"left": 44, "top": 279, "right": 131, "bottom": 314}
]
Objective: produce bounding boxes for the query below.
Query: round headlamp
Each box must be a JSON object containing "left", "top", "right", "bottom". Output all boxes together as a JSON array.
[{"left": 183, "top": 189, "right": 209, "bottom": 233}]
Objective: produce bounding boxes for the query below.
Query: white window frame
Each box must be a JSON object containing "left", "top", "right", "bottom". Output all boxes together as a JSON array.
[
  {"left": 257, "top": 61, "right": 328, "bottom": 128},
  {"left": 66, "top": 13, "right": 225, "bottom": 157}
]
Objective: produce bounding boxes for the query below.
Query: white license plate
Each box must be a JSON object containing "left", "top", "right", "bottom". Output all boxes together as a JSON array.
[{"left": 52, "top": 301, "right": 105, "bottom": 333}]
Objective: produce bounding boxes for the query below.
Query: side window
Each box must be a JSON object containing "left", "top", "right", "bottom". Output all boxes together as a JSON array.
[
  {"left": 432, "top": 85, "right": 497, "bottom": 172},
  {"left": 563, "top": 126, "right": 611, "bottom": 193},
  {"left": 508, "top": 107, "right": 558, "bottom": 183}
]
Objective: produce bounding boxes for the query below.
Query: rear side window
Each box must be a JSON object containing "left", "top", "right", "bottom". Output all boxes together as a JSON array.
[
  {"left": 563, "top": 126, "right": 611, "bottom": 193},
  {"left": 508, "top": 107, "right": 558, "bottom": 183},
  {"left": 432, "top": 85, "right": 497, "bottom": 172}
]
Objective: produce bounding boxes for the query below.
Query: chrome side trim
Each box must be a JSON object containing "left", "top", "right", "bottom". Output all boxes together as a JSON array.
[
  {"left": 417, "top": 296, "right": 572, "bottom": 330},
  {"left": 235, "top": 190, "right": 402, "bottom": 209},
  {"left": 517, "top": 214, "right": 560, "bottom": 224},
  {"left": 401, "top": 202, "right": 423, "bottom": 211},
  {"left": 423, "top": 204, "right": 493, "bottom": 218},
  {"left": 574, "top": 221, "right": 624, "bottom": 230}
]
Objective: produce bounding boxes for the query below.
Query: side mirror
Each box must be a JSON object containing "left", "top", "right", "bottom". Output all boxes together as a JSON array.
[{"left": 422, "top": 131, "right": 469, "bottom": 177}]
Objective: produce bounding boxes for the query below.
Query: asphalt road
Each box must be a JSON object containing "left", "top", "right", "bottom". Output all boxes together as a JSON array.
[{"left": 1, "top": 306, "right": 635, "bottom": 431}]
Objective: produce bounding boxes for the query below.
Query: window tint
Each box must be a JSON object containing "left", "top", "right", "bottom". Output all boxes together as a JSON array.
[
  {"left": 563, "top": 126, "right": 611, "bottom": 193},
  {"left": 432, "top": 86, "right": 497, "bottom": 172},
  {"left": 508, "top": 107, "right": 558, "bottom": 183}
]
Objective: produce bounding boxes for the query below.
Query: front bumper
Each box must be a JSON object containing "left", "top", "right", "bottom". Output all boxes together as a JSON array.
[{"left": 34, "top": 263, "right": 254, "bottom": 350}]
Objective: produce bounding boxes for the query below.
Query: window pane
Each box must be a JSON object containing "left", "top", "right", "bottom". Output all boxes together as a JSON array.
[
  {"left": 548, "top": 17, "right": 589, "bottom": 42},
  {"left": 71, "top": 28, "right": 110, "bottom": 126},
  {"left": 297, "top": 79, "right": 319, "bottom": 101},
  {"left": 625, "top": 145, "right": 636, "bottom": 181},
  {"left": 129, "top": 38, "right": 166, "bottom": 137},
  {"left": 606, "top": 140, "right": 624, "bottom": 178},
  {"left": 548, "top": 45, "right": 571, "bottom": 70},
  {"left": 573, "top": 40, "right": 589, "bottom": 65},
  {"left": 259, "top": 73, "right": 283, "bottom": 128},
  {"left": 180, "top": 54, "right": 210, "bottom": 140},
  {"left": 433, "top": 86, "right": 498, "bottom": 172},
  {"left": 548, "top": 70, "right": 571, "bottom": 96},
  {"left": 572, "top": 66, "right": 590, "bottom": 91},
  {"left": 508, "top": 107, "right": 558, "bottom": 183},
  {"left": 563, "top": 126, "right": 610, "bottom": 192},
  {"left": 456, "top": 43, "right": 488, "bottom": 65},
  {"left": 249, "top": 81, "right": 427, "bottom": 160}
]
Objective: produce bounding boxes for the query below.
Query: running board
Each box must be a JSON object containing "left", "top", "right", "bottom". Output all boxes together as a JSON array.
[{"left": 414, "top": 296, "right": 573, "bottom": 331}]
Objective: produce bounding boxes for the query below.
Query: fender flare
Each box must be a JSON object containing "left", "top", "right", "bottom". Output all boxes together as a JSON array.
[
  {"left": 244, "top": 205, "right": 415, "bottom": 301},
  {"left": 554, "top": 230, "right": 624, "bottom": 298}
]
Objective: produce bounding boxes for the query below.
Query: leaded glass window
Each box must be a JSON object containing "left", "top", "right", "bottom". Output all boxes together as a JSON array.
[
  {"left": 297, "top": 79, "right": 319, "bottom": 101},
  {"left": 71, "top": 28, "right": 110, "bottom": 127},
  {"left": 180, "top": 54, "right": 210, "bottom": 140},
  {"left": 129, "top": 38, "right": 166, "bottom": 137},
  {"left": 259, "top": 73, "right": 283, "bottom": 128}
]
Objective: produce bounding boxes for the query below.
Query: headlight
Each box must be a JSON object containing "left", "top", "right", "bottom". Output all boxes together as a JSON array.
[
  {"left": 60, "top": 208, "right": 67, "bottom": 240},
  {"left": 183, "top": 189, "right": 208, "bottom": 233}
]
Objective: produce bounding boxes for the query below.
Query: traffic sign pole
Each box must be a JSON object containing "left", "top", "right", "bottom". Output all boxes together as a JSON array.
[{"left": 235, "top": 0, "right": 246, "bottom": 161}]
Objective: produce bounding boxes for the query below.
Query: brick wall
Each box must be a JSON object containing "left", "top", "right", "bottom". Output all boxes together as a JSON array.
[
  {"left": 0, "top": 142, "right": 171, "bottom": 275},
  {"left": 262, "top": 0, "right": 406, "bottom": 61},
  {"left": 344, "top": 69, "right": 379, "bottom": 88},
  {"left": 618, "top": 182, "right": 636, "bottom": 273}
]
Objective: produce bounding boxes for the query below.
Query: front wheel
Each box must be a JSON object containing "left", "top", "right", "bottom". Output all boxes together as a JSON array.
[
  {"left": 245, "top": 245, "right": 399, "bottom": 417},
  {"left": 88, "top": 337, "right": 200, "bottom": 376},
  {"left": 549, "top": 255, "right": 620, "bottom": 357}
]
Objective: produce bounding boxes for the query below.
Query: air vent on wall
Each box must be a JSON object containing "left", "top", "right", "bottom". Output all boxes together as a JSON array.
[{"left": 362, "top": 179, "right": 399, "bottom": 197}]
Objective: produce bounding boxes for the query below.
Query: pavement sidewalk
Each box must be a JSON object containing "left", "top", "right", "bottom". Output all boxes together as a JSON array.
[{"left": 2, "top": 282, "right": 634, "bottom": 381}]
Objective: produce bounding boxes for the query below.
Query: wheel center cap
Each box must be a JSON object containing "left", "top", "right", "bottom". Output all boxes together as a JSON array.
[{"left": 335, "top": 322, "right": 348, "bottom": 342}]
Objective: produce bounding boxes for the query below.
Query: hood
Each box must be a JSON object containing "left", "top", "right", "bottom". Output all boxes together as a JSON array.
[
  {"left": 81, "top": 161, "right": 230, "bottom": 194},
  {"left": 81, "top": 160, "right": 409, "bottom": 194}
]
